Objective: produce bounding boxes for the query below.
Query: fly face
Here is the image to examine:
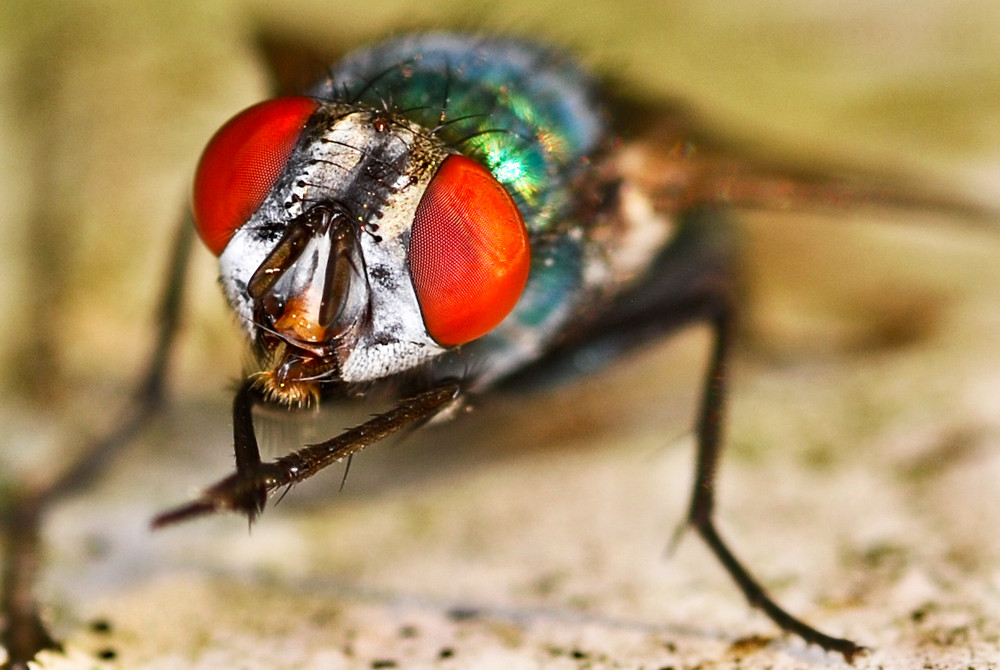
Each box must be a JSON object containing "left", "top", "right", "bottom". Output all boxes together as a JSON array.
[{"left": 192, "top": 98, "right": 530, "bottom": 404}]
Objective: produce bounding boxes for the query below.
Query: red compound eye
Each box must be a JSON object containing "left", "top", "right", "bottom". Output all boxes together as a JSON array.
[
  {"left": 192, "top": 97, "right": 319, "bottom": 255},
  {"left": 410, "top": 155, "right": 531, "bottom": 346}
]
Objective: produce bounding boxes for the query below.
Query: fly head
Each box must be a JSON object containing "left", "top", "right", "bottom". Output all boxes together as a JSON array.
[{"left": 191, "top": 97, "right": 532, "bottom": 404}]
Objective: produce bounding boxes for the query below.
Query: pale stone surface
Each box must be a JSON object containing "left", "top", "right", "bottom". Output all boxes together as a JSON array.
[{"left": 2, "top": 2, "right": 1000, "bottom": 669}]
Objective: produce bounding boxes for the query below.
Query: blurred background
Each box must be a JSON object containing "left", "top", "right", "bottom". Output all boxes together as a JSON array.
[{"left": 1, "top": 1, "right": 999, "bottom": 668}]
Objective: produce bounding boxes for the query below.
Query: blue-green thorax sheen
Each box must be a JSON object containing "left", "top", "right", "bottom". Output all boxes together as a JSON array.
[{"left": 311, "top": 33, "right": 607, "bottom": 236}]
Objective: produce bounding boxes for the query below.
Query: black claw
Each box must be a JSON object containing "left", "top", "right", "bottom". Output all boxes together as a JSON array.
[
  {"left": 151, "top": 499, "right": 219, "bottom": 529},
  {"left": 829, "top": 641, "right": 867, "bottom": 664},
  {"left": 152, "top": 469, "right": 270, "bottom": 529}
]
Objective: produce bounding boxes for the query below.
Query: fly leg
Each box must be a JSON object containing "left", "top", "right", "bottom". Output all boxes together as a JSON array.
[
  {"left": 502, "top": 209, "right": 863, "bottom": 661},
  {"left": 681, "top": 287, "right": 865, "bottom": 662},
  {"left": 152, "top": 380, "right": 462, "bottom": 528},
  {"left": 1, "top": 218, "right": 194, "bottom": 669}
]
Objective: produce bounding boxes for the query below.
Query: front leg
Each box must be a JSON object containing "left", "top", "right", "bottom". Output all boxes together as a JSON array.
[{"left": 152, "top": 379, "right": 462, "bottom": 528}]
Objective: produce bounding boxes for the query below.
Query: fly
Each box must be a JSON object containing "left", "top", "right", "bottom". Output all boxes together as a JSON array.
[
  {"left": 145, "top": 33, "right": 1000, "bottom": 660},
  {"left": 3, "top": 31, "right": 994, "bottom": 667}
]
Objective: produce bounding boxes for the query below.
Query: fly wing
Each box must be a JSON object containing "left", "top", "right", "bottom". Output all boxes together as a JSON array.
[
  {"left": 609, "top": 93, "right": 998, "bottom": 226},
  {"left": 255, "top": 31, "right": 350, "bottom": 96}
]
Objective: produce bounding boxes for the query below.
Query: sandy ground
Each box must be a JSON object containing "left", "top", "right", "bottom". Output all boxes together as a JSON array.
[{"left": 2, "top": 1, "right": 1000, "bottom": 668}]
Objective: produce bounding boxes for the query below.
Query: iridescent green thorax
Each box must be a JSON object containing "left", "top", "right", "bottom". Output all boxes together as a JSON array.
[{"left": 310, "top": 33, "right": 607, "bottom": 236}]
